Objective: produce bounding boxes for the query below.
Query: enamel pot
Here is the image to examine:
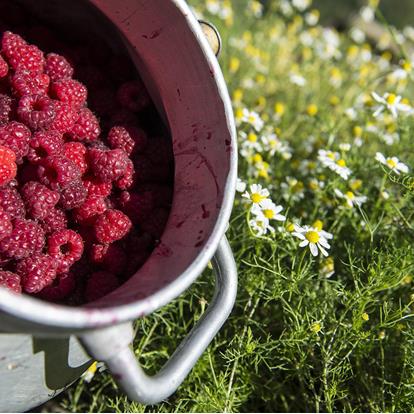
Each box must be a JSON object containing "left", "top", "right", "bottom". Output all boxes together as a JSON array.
[{"left": 0, "top": 0, "right": 237, "bottom": 411}]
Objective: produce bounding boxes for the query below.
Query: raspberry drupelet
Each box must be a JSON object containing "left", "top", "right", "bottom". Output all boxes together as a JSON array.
[{"left": 0, "top": 270, "right": 21, "bottom": 293}]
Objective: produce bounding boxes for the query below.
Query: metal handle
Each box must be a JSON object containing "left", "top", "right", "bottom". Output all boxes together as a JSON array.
[{"left": 80, "top": 236, "right": 237, "bottom": 404}]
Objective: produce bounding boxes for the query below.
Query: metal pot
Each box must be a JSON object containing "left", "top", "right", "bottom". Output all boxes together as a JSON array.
[{"left": 0, "top": 0, "right": 237, "bottom": 411}]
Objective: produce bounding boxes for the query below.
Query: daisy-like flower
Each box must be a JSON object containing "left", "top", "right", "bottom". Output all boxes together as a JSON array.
[
  {"left": 251, "top": 199, "right": 286, "bottom": 223},
  {"left": 236, "top": 178, "right": 247, "bottom": 193},
  {"left": 239, "top": 131, "right": 263, "bottom": 158},
  {"left": 318, "top": 150, "right": 352, "bottom": 180},
  {"left": 249, "top": 215, "right": 274, "bottom": 236},
  {"left": 371, "top": 92, "right": 411, "bottom": 118},
  {"left": 375, "top": 152, "right": 409, "bottom": 174},
  {"left": 289, "top": 73, "right": 307, "bottom": 86},
  {"left": 242, "top": 184, "right": 270, "bottom": 206},
  {"left": 334, "top": 189, "right": 367, "bottom": 208},
  {"left": 292, "top": 224, "right": 333, "bottom": 257},
  {"left": 241, "top": 108, "right": 264, "bottom": 131},
  {"left": 261, "top": 133, "right": 292, "bottom": 159}
]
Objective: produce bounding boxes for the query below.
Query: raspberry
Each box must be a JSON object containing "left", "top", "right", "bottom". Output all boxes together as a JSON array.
[
  {"left": 117, "top": 80, "right": 150, "bottom": 112},
  {"left": 140, "top": 207, "right": 169, "bottom": 239},
  {"left": 0, "top": 121, "right": 31, "bottom": 162},
  {"left": 63, "top": 142, "right": 87, "bottom": 174},
  {"left": 82, "top": 176, "right": 112, "bottom": 197},
  {"left": 73, "top": 196, "right": 107, "bottom": 225},
  {"left": 17, "top": 94, "right": 56, "bottom": 130},
  {"left": 49, "top": 101, "right": 77, "bottom": 133},
  {"left": 0, "top": 55, "right": 8, "bottom": 78},
  {"left": 27, "top": 130, "right": 63, "bottom": 164},
  {"left": 118, "top": 191, "right": 154, "bottom": 225},
  {"left": 40, "top": 207, "right": 67, "bottom": 234},
  {"left": 0, "top": 145, "right": 17, "bottom": 186},
  {"left": 48, "top": 229, "right": 84, "bottom": 273},
  {"left": 0, "top": 208, "right": 12, "bottom": 240},
  {"left": 115, "top": 159, "right": 135, "bottom": 190},
  {"left": 68, "top": 108, "right": 100, "bottom": 141},
  {"left": 85, "top": 271, "right": 119, "bottom": 302},
  {"left": 59, "top": 180, "right": 87, "bottom": 210},
  {"left": 88, "top": 147, "right": 129, "bottom": 183},
  {"left": 0, "top": 218, "right": 45, "bottom": 259},
  {"left": 45, "top": 53, "right": 74, "bottom": 82},
  {"left": 0, "top": 186, "right": 25, "bottom": 218},
  {"left": 2, "top": 32, "right": 45, "bottom": 74},
  {"left": 21, "top": 181, "right": 60, "bottom": 219},
  {"left": 38, "top": 155, "right": 81, "bottom": 190},
  {"left": 10, "top": 70, "right": 50, "bottom": 97},
  {"left": 89, "top": 243, "right": 127, "bottom": 275},
  {"left": 94, "top": 209, "right": 132, "bottom": 244},
  {"left": 0, "top": 94, "right": 12, "bottom": 126},
  {"left": 108, "top": 125, "right": 147, "bottom": 156},
  {"left": 17, "top": 254, "right": 58, "bottom": 293},
  {"left": 0, "top": 270, "right": 21, "bottom": 293},
  {"left": 37, "top": 272, "right": 76, "bottom": 302},
  {"left": 50, "top": 79, "right": 87, "bottom": 110}
]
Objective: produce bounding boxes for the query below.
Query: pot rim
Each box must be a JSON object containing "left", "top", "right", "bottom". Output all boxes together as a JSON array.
[{"left": 0, "top": 0, "right": 237, "bottom": 331}]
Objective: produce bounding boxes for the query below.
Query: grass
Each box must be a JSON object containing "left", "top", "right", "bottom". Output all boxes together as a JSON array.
[{"left": 58, "top": 0, "right": 414, "bottom": 412}]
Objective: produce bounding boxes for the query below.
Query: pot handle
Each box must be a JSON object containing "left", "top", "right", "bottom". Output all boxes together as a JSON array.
[{"left": 80, "top": 236, "right": 237, "bottom": 405}]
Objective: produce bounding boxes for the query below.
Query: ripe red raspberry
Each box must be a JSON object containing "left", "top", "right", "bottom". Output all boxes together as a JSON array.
[
  {"left": 140, "top": 207, "right": 169, "bottom": 239},
  {"left": 59, "top": 180, "right": 87, "bottom": 210},
  {"left": 0, "top": 218, "right": 45, "bottom": 259},
  {"left": 85, "top": 271, "right": 119, "bottom": 302},
  {"left": 38, "top": 155, "right": 81, "bottom": 191},
  {"left": 94, "top": 209, "right": 132, "bottom": 244},
  {"left": 0, "top": 55, "right": 8, "bottom": 78},
  {"left": 37, "top": 272, "right": 76, "bottom": 302},
  {"left": 0, "top": 94, "right": 12, "bottom": 126},
  {"left": 27, "top": 130, "right": 63, "bottom": 164},
  {"left": 0, "top": 186, "right": 25, "bottom": 218},
  {"left": 2, "top": 32, "right": 45, "bottom": 74},
  {"left": 0, "top": 145, "right": 17, "bottom": 186},
  {"left": 17, "top": 254, "right": 58, "bottom": 293},
  {"left": 82, "top": 176, "right": 112, "bottom": 197},
  {"left": 0, "top": 121, "right": 31, "bottom": 162},
  {"left": 63, "top": 142, "right": 87, "bottom": 174},
  {"left": 49, "top": 101, "right": 77, "bottom": 133},
  {"left": 10, "top": 70, "right": 50, "bottom": 97},
  {"left": 107, "top": 125, "right": 147, "bottom": 156},
  {"left": 117, "top": 80, "right": 150, "bottom": 112},
  {"left": 48, "top": 229, "right": 84, "bottom": 273},
  {"left": 116, "top": 159, "right": 135, "bottom": 190},
  {"left": 17, "top": 94, "right": 56, "bottom": 130},
  {"left": 0, "top": 208, "right": 12, "bottom": 241},
  {"left": 88, "top": 147, "right": 129, "bottom": 183},
  {"left": 118, "top": 191, "right": 154, "bottom": 225},
  {"left": 89, "top": 243, "right": 127, "bottom": 275},
  {"left": 68, "top": 108, "right": 100, "bottom": 141},
  {"left": 45, "top": 53, "right": 74, "bottom": 82},
  {"left": 0, "top": 270, "right": 21, "bottom": 293},
  {"left": 21, "top": 181, "right": 60, "bottom": 219},
  {"left": 40, "top": 207, "right": 67, "bottom": 234},
  {"left": 72, "top": 196, "right": 107, "bottom": 226},
  {"left": 50, "top": 79, "right": 87, "bottom": 110}
]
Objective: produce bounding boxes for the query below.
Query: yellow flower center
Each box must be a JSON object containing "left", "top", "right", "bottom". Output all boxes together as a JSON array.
[
  {"left": 337, "top": 159, "right": 346, "bottom": 167},
  {"left": 263, "top": 209, "right": 274, "bottom": 219},
  {"left": 311, "top": 322, "right": 322, "bottom": 333},
  {"left": 350, "top": 179, "right": 362, "bottom": 191},
  {"left": 362, "top": 312, "right": 369, "bottom": 321},
  {"left": 386, "top": 158, "right": 397, "bottom": 168},
  {"left": 386, "top": 93, "right": 397, "bottom": 105},
  {"left": 233, "top": 89, "right": 243, "bottom": 102},
  {"left": 274, "top": 102, "right": 285, "bottom": 115},
  {"left": 229, "top": 57, "right": 240, "bottom": 73},
  {"left": 345, "top": 191, "right": 355, "bottom": 200},
  {"left": 248, "top": 114, "right": 256, "bottom": 124},
  {"left": 312, "top": 220, "right": 323, "bottom": 231},
  {"left": 286, "top": 222, "right": 295, "bottom": 232},
  {"left": 306, "top": 230, "right": 320, "bottom": 243},
  {"left": 327, "top": 152, "right": 336, "bottom": 160},
  {"left": 329, "top": 95, "right": 340, "bottom": 106},
  {"left": 251, "top": 193, "right": 264, "bottom": 204},
  {"left": 403, "top": 61, "right": 412, "bottom": 72},
  {"left": 248, "top": 132, "right": 258, "bottom": 142},
  {"left": 252, "top": 153, "right": 262, "bottom": 163},
  {"left": 353, "top": 126, "right": 362, "bottom": 137},
  {"left": 235, "top": 108, "right": 243, "bottom": 120},
  {"left": 306, "top": 104, "right": 318, "bottom": 116}
]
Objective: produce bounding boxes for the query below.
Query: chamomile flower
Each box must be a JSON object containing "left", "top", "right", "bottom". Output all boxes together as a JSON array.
[
  {"left": 241, "top": 108, "right": 264, "bottom": 131},
  {"left": 261, "top": 133, "right": 292, "bottom": 159},
  {"left": 249, "top": 215, "right": 274, "bottom": 236},
  {"left": 242, "top": 184, "right": 270, "bottom": 206},
  {"left": 289, "top": 73, "right": 307, "bottom": 86},
  {"left": 251, "top": 199, "right": 286, "bottom": 223},
  {"left": 375, "top": 152, "right": 409, "bottom": 174},
  {"left": 371, "top": 92, "right": 411, "bottom": 118},
  {"left": 292, "top": 224, "right": 333, "bottom": 257},
  {"left": 236, "top": 178, "right": 247, "bottom": 193},
  {"left": 318, "top": 150, "right": 352, "bottom": 180},
  {"left": 334, "top": 189, "right": 367, "bottom": 208},
  {"left": 239, "top": 131, "right": 263, "bottom": 157}
]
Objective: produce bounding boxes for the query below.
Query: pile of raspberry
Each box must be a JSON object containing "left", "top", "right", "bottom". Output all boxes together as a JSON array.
[{"left": 0, "top": 31, "right": 173, "bottom": 304}]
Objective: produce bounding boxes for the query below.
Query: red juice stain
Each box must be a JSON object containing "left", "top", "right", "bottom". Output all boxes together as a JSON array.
[{"left": 201, "top": 204, "right": 210, "bottom": 219}]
